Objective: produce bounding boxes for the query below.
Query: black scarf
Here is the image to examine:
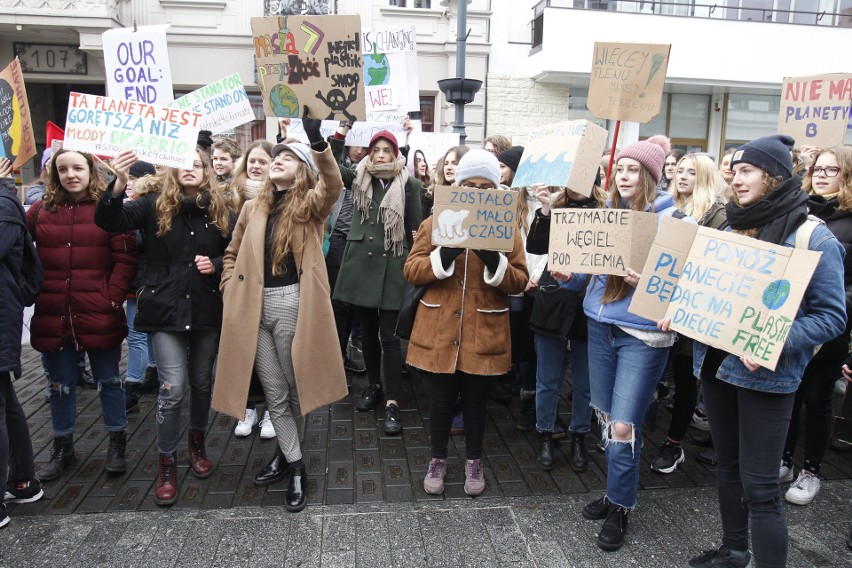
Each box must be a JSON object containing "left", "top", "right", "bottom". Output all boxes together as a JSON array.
[
  {"left": 725, "top": 176, "right": 809, "bottom": 245},
  {"left": 179, "top": 192, "right": 211, "bottom": 214}
]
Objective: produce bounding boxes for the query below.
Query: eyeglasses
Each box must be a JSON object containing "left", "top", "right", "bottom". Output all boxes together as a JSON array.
[{"left": 810, "top": 166, "right": 841, "bottom": 177}]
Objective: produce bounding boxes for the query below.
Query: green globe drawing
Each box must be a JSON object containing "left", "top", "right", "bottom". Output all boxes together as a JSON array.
[
  {"left": 270, "top": 84, "right": 299, "bottom": 117},
  {"left": 363, "top": 52, "right": 390, "bottom": 86}
]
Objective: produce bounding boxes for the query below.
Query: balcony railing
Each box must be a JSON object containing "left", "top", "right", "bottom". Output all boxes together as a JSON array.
[
  {"left": 0, "top": 0, "right": 121, "bottom": 16},
  {"left": 532, "top": 0, "right": 852, "bottom": 46}
]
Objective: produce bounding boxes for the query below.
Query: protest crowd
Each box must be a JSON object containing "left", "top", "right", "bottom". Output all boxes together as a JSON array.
[{"left": 1, "top": 20, "right": 852, "bottom": 568}]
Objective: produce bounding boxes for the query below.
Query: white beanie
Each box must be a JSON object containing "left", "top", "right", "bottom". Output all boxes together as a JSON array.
[{"left": 454, "top": 149, "right": 500, "bottom": 188}]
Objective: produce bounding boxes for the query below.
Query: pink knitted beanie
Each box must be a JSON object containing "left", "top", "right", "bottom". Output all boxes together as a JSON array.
[{"left": 615, "top": 135, "right": 671, "bottom": 184}]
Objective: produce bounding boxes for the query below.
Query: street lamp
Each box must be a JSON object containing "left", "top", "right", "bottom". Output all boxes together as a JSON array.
[{"left": 439, "top": 0, "right": 478, "bottom": 144}]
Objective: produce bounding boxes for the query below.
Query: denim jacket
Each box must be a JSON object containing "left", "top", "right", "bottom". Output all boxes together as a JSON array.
[
  {"left": 562, "top": 191, "right": 696, "bottom": 331},
  {"left": 693, "top": 222, "right": 847, "bottom": 394}
]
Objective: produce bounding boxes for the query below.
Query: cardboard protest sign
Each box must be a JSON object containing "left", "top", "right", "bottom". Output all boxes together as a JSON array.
[
  {"left": 287, "top": 119, "right": 406, "bottom": 147},
  {"left": 362, "top": 25, "right": 420, "bottom": 118},
  {"left": 169, "top": 73, "right": 254, "bottom": 135},
  {"left": 548, "top": 208, "right": 658, "bottom": 275},
  {"left": 103, "top": 25, "right": 174, "bottom": 105},
  {"left": 408, "top": 131, "right": 460, "bottom": 169},
  {"left": 587, "top": 42, "right": 671, "bottom": 123},
  {"left": 431, "top": 185, "right": 518, "bottom": 253},
  {"left": 252, "top": 15, "right": 366, "bottom": 121},
  {"left": 628, "top": 217, "right": 821, "bottom": 371},
  {"left": 778, "top": 73, "right": 852, "bottom": 149},
  {"left": 0, "top": 57, "right": 36, "bottom": 169},
  {"left": 63, "top": 92, "right": 202, "bottom": 169},
  {"left": 513, "top": 120, "right": 607, "bottom": 195}
]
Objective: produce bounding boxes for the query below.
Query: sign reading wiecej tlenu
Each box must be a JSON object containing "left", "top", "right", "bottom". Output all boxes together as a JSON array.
[
  {"left": 587, "top": 42, "right": 671, "bottom": 123},
  {"left": 547, "top": 209, "right": 659, "bottom": 275},
  {"left": 251, "top": 15, "right": 366, "bottom": 121},
  {"left": 62, "top": 92, "right": 202, "bottom": 169},
  {"left": 777, "top": 73, "right": 852, "bottom": 149},
  {"left": 431, "top": 185, "right": 518, "bottom": 253},
  {"left": 628, "top": 217, "right": 821, "bottom": 371}
]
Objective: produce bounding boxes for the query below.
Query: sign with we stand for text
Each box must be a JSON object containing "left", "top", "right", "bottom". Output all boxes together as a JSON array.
[
  {"left": 547, "top": 209, "right": 658, "bottom": 275},
  {"left": 169, "top": 73, "right": 255, "bottom": 135},
  {"left": 777, "top": 73, "right": 852, "bottom": 149},
  {"left": 628, "top": 217, "right": 821, "bottom": 371},
  {"left": 431, "top": 185, "right": 518, "bottom": 253},
  {"left": 62, "top": 92, "right": 202, "bottom": 169}
]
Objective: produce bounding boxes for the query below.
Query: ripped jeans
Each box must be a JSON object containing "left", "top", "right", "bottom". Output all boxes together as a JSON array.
[
  {"left": 587, "top": 320, "right": 669, "bottom": 510},
  {"left": 42, "top": 339, "right": 126, "bottom": 436},
  {"left": 150, "top": 330, "right": 219, "bottom": 454}
]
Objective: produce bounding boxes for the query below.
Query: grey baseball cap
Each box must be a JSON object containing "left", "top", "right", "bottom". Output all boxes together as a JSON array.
[{"left": 271, "top": 142, "right": 318, "bottom": 178}]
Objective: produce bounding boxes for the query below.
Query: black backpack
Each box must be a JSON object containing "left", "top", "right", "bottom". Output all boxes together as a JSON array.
[{"left": 0, "top": 202, "right": 44, "bottom": 307}]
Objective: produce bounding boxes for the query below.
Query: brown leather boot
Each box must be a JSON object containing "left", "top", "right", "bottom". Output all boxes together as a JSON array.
[
  {"left": 188, "top": 430, "right": 213, "bottom": 479},
  {"left": 155, "top": 453, "right": 178, "bottom": 506}
]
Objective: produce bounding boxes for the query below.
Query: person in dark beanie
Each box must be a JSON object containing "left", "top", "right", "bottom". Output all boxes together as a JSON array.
[
  {"left": 497, "top": 145, "right": 524, "bottom": 187},
  {"left": 332, "top": 127, "right": 422, "bottom": 436},
  {"left": 129, "top": 160, "right": 156, "bottom": 180},
  {"left": 667, "top": 134, "right": 846, "bottom": 568},
  {"left": 0, "top": 158, "right": 44, "bottom": 528},
  {"left": 197, "top": 130, "right": 215, "bottom": 156}
]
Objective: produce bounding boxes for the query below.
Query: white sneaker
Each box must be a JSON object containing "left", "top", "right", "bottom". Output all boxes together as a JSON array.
[
  {"left": 835, "top": 377, "right": 847, "bottom": 396},
  {"left": 691, "top": 412, "right": 710, "bottom": 431},
  {"left": 785, "top": 470, "right": 820, "bottom": 505},
  {"left": 234, "top": 408, "right": 257, "bottom": 437},
  {"left": 259, "top": 410, "right": 276, "bottom": 439},
  {"left": 779, "top": 462, "right": 794, "bottom": 483}
]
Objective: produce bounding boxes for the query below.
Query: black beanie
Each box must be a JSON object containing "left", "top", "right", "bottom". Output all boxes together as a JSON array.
[
  {"left": 197, "top": 130, "right": 214, "bottom": 152},
  {"left": 129, "top": 160, "right": 156, "bottom": 178},
  {"left": 498, "top": 145, "right": 524, "bottom": 173},
  {"left": 731, "top": 135, "right": 795, "bottom": 180}
]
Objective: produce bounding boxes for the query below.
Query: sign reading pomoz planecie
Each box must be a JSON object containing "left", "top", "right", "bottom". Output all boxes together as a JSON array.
[
  {"left": 431, "top": 185, "right": 518, "bottom": 253},
  {"left": 628, "top": 217, "right": 822, "bottom": 371},
  {"left": 62, "top": 92, "right": 202, "bottom": 169},
  {"left": 587, "top": 42, "right": 671, "bottom": 123}
]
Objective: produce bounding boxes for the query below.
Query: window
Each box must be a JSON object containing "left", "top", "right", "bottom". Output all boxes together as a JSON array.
[
  {"left": 389, "top": 0, "right": 431, "bottom": 7},
  {"left": 724, "top": 93, "right": 781, "bottom": 147},
  {"left": 568, "top": 88, "right": 607, "bottom": 130},
  {"left": 639, "top": 93, "right": 709, "bottom": 151},
  {"left": 419, "top": 95, "right": 435, "bottom": 132}
]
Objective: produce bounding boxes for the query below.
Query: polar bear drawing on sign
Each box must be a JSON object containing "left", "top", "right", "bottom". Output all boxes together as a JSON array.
[{"left": 432, "top": 209, "right": 470, "bottom": 246}]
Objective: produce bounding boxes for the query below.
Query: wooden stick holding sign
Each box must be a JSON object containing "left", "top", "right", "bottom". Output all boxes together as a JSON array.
[
  {"left": 547, "top": 208, "right": 658, "bottom": 276},
  {"left": 629, "top": 216, "right": 822, "bottom": 371},
  {"left": 777, "top": 73, "right": 852, "bottom": 149},
  {"left": 431, "top": 185, "right": 517, "bottom": 253}
]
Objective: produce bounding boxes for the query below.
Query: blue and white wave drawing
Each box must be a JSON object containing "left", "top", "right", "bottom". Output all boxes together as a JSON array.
[{"left": 513, "top": 152, "right": 573, "bottom": 188}]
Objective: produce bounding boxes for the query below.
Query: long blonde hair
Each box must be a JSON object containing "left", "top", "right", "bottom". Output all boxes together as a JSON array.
[
  {"left": 43, "top": 149, "right": 107, "bottom": 212},
  {"left": 255, "top": 152, "right": 318, "bottom": 276},
  {"left": 672, "top": 154, "right": 728, "bottom": 222},
  {"left": 552, "top": 185, "right": 608, "bottom": 209},
  {"left": 228, "top": 140, "right": 272, "bottom": 209},
  {"left": 803, "top": 146, "right": 852, "bottom": 212},
  {"left": 139, "top": 148, "right": 232, "bottom": 238},
  {"left": 601, "top": 161, "right": 660, "bottom": 303}
]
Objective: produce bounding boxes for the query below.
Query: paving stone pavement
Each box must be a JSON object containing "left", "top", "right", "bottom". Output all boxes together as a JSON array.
[{"left": 4, "top": 345, "right": 852, "bottom": 566}]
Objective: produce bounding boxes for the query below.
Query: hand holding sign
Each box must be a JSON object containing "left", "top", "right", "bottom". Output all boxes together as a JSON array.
[
  {"left": 109, "top": 150, "right": 138, "bottom": 196},
  {"left": 0, "top": 157, "right": 11, "bottom": 178}
]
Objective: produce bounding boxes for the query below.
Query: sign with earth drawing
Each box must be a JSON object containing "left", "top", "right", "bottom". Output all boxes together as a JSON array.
[
  {"left": 628, "top": 217, "right": 822, "bottom": 371},
  {"left": 362, "top": 25, "right": 420, "bottom": 119},
  {"left": 251, "top": 15, "right": 366, "bottom": 121}
]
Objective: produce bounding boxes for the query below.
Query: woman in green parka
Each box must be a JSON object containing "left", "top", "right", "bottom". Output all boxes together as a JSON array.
[{"left": 331, "top": 127, "right": 422, "bottom": 436}]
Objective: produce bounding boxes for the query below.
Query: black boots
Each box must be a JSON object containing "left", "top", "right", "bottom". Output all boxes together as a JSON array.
[
  {"left": 40, "top": 434, "right": 76, "bottom": 481},
  {"left": 569, "top": 433, "right": 589, "bottom": 472},
  {"left": 597, "top": 504, "right": 629, "bottom": 551},
  {"left": 286, "top": 466, "right": 307, "bottom": 512},
  {"left": 105, "top": 431, "right": 127, "bottom": 474},
  {"left": 537, "top": 432, "right": 554, "bottom": 470},
  {"left": 254, "top": 447, "right": 290, "bottom": 486},
  {"left": 517, "top": 395, "right": 535, "bottom": 431}
]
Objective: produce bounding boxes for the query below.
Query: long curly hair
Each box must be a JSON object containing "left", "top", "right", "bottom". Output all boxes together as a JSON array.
[
  {"left": 43, "top": 149, "right": 107, "bottom": 212},
  {"left": 672, "top": 154, "right": 728, "bottom": 222},
  {"left": 138, "top": 147, "right": 231, "bottom": 238},
  {"left": 255, "top": 152, "right": 318, "bottom": 276},
  {"left": 228, "top": 140, "right": 273, "bottom": 209}
]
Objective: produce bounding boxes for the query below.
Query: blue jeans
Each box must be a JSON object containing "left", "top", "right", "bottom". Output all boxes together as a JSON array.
[
  {"left": 587, "top": 320, "right": 669, "bottom": 509},
  {"left": 124, "top": 298, "right": 151, "bottom": 383},
  {"left": 42, "top": 339, "right": 126, "bottom": 436},
  {"left": 702, "top": 370, "right": 794, "bottom": 568},
  {"left": 534, "top": 334, "right": 591, "bottom": 434},
  {"left": 151, "top": 330, "right": 219, "bottom": 454}
]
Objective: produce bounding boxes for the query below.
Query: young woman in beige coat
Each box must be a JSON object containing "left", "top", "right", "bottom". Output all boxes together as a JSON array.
[{"left": 213, "top": 112, "right": 347, "bottom": 512}]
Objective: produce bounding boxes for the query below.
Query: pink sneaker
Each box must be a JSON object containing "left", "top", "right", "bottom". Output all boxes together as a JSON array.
[
  {"left": 464, "top": 459, "right": 486, "bottom": 496},
  {"left": 423, "top": 458, "right": 447, "bottom": 495}
]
